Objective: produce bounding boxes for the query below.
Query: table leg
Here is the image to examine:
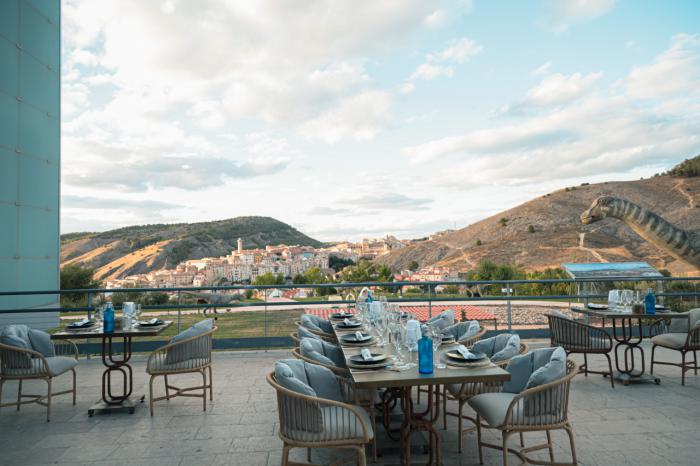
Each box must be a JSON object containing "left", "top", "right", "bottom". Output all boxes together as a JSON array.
[
  {"left": 400, "top": 385, "right": 442, "bottom": 465},
  {"left": 612, "top": 317, "right": 660, "bottom": 386},
  {"left": 88, "top": 336, "right": 143, "bottom": 416}
]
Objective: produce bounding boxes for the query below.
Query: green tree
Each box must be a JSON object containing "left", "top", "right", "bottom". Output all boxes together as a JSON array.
[
  {"left": 110, "top": 284, "right": 142, "bottom": 306},
  {"left": 60, "top": 264, "right": 102, "bottom": 308},
  {"left": 328, "top": 256, "right": 355, "bottom": 272},
  {"left": 499, "top": 217, "right": 508, "bottom": 227},
  {"left": 408, "top": 260, "right": 420, "bottom": 272},
  {"left": 141, "top": 292, "right": 170, "bottom": 306},
  {"left": 528, "top": 225, "right": 535, "bottom": 233},
  {"left": 253, "top": 272, "right": 284, "bottom": 286},
  {"left": 292, "top": 273, "right": 307, "bottom": 284},
  {"left": 476, "top": 239, "right": 482, "bottom": 246}
]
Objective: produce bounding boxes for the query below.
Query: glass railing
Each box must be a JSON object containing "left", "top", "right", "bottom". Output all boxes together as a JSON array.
[{"left": 1, "top": 277, "right": 699, "bottom": 352}]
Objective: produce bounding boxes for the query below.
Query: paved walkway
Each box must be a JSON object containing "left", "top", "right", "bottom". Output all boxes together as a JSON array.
[{"left": 1, "top": 343, "right": 699, "bottom": 465}]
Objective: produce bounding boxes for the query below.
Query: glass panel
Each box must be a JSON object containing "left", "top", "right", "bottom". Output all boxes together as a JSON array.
[
  {"left": 19, "top": 53, "right": 58, "bottom": 113},
  {"left": 19, "top": 103, "right": 57, "bottom": 161},
  {"left": 0, "top": 39, "right": 19, "bottom": 96},
  {"left": 0, "top": 258, "right": 20, "bottom": 310},
  {"left": 18, "top": 204, "right": 57, "bottom": 258},
  {"left": 20, "top": 0, "right": 59, "bottom": 70},
  {"left": 0, "top": 203, "right": 18, "bottom": 257},
  {"left": 26, "top": 0, "right": 59, "bottom": 26},
  {"left": 19, "top": 154, "right": 58, "bottom": 209},
  {"left": 0, "top": 93, "right": 19, "bottom": 150},
  {"left": 0, "top": 148, "right": 19, "bottom": 203},
  {"left": 0, "top": 1, "right": 20, "bottom": 44}
]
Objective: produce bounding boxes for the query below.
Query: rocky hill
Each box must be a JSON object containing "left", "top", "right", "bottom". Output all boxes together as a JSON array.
[
  {"left": 376, "top": 158, "right": 700, "bottom": 275},
  {"left": 61, "top": 217, "right": 322, "bottom": 280}
]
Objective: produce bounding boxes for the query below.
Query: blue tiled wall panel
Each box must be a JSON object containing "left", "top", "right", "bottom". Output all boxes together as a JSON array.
[
  {"left": 0, "top": 203, "right": 18, "bottom": 257},
  {"left": 0, "top": 1, "right": 60, "bottom": 315},
  {"left": 0, "top": 39, "right": 19, "bottom": 97},
  {"left": 0, "top": 0, "right": 19, "bottom": 44},
  {"left": 18, "top": 206, "right": 58, "bottom": 258},
  {"left": 20, "top": 0, "right": 59, "bottom": 71},
  {"left": 0, "top": 148, "right": 19, "bottom": 203},
  {"left": 19, "top": 156, "right": 58, "bottom": 210},
  {"left": 19, "top": 104, "right": 58, "bottom": 160}
]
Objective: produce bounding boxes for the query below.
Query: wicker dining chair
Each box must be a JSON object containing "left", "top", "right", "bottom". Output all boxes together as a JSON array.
[
  {"left": 650, "top": 309, "right": 700, "bottom": 385},
  {"left": 470, "top": 358, "right": 579, "bottom": 466},
  {"left": 443, "top": 339, "right": 529, "bottom": 453},
  {"left": 291, "top": 347, "right": 349, "bottom": 377},
  {"left": 268, "top": 363, "right": 373, "bottom": 466},
  {"left": 146, "top": 325, "right": 217, "bottom": 416},
  {"left": 547, "top": 313, "right": 614, "bottom": 388},
  {"left": 0, "top": 338, "right": 79, "bottom": 422}
]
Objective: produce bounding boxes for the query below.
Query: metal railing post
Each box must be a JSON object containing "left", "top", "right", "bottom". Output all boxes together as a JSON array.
[
  {"left": 506, "top": 285, "right": 512, "bottom": 332},
  {"left": 177, "top": 290, "right": 182, "bottom": 334},
  {"left": 264, "top": 288, "right": 269, "bottom": 352},
  {"left": 428, "top": 284, "right": 432, "bottom": 319}
]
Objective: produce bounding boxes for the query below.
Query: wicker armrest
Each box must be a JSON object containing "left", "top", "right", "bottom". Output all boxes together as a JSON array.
[
  {"left": 458, "top": 327, "right": 487, "bottom": 347},
  {"left": 686, "top": 323, "right": 700, "bottom": 348},
  {"left": 549, "top": 315, "right": 612, "bottom": 350},
  {"left": 54, "top": 339, "right": 79, "bottom": 359},
  {"left": 0, "top": 343, "right": 50, "bottom": 376},
  {"left": 504, "top": 360, "right": 578, "bottom": 428},
  {"left": 146, "top": 327, "right": 216, "bottom": 373}
]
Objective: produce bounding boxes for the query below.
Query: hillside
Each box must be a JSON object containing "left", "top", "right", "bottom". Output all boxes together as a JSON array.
[
  {"left": 61, "top": 217, "right": 322, "bottom": 280},
  {"left": 376, "top": 165, "right": 700, "bottom": 275}
]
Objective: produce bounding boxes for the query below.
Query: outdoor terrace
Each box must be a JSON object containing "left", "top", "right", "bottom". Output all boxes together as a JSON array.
[{"left": 1, "top": 343, "right": 698, "bottom": 466}]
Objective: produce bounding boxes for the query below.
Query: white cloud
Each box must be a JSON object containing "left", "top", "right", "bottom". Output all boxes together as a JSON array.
[
  {"left": 524, "top": 72, "right": 602, "bottom": 106},
  {"left": 533, "top": 61, "right": 552, "bottom": 76},
  {"left": 403, "top": 36, "right": 482, "bottom": 91},
  {"left": 544, "top": 0, "right": 616, "bottom": 32},
  {"left": 627, "top": 34, "right": 700, "bottom": 99},
  {"left": 403, "top": 37, "right": 700, "bottom": 185},
  {"left": 410, "top": 63, "right": 454, "bottom": 81},
  {"left": 430, "top": 37, "right": 483, "bottom": 64},
  {"left": 424, "top": 9, "right": 448, "bottom": 28},
  {"left": 299, "top": 91, "right": 393, "bottom": 144}
]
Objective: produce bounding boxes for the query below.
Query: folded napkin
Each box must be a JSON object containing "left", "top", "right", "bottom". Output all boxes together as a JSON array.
[
  {"left": 343, "top": 318, "right": 351, "bottom": 326},
  {"left": 405, "top": 319, "right": 421, "bottom": 349},
  {"left": 456, "top": 345, "right": 473, "bottom": 359},
  {"left": 361, "top": 348, "right": 374, "bottom": 361},
  {"left": 355, "top": 331, "right": 367, "bottom": 341}
]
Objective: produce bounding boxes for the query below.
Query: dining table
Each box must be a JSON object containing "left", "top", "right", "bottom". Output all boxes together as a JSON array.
[
  {"left": 572, "top": 306, "right": 687, "bottom": 385},
  {"left": 52, "top": 320, "right": 172, "bottom": 416},
  {"left": 332, "top": 316, "right": 510, "bottom": 466}
]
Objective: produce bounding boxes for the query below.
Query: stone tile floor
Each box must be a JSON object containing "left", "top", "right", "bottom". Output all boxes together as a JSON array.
[{"left": 0, "top": 343, "right": 699, "bottom": 466}]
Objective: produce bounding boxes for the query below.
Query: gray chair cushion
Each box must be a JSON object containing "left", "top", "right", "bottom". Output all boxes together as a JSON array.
[
  {"left": 442, "top": 320, "right": 480, "bottom": 341},
  {"left": 550, "top": 310, "right": 569, "bottom": 320},
  {"left": 0, "top": 325, "right": 33, "bottom": 368},
  {"left": 149, "top": 357, "right": 210, "bottom": 372},
  {"left": 502, "top": 347, "right": 564, "bottom": 394},
  {"left": 468, "top": 392, "right": 559, "bottom": 427},
  {"left": 4, "top": 356, "right": 77, "bottom": 377},
  {"left": 275, "top": 360, "right": 317, "bottom": 397},
  {"left": 28, "top": 329, "right": 55, "bottom": 357},
  {"left": 301, "top": 314, "right": 334, "bottom": 334},
  {"left": 298, "top": 326, "right": 322, "bottom": 341},
  {"left": 492, "top": 334, "right": 521, "bottom": 362},
  {"left": 651, "top": 333, "right": 688, "bottom": 350},
  {"left": 468, "top": 392, "right": 518, "bottom": 427},
  {"left": 320, "top": 405, "right": 374, "bottom": 439},
  {"left": 525, "top": 347, "right": 566, "bottom": 389},
  {"left": 276, "top": 359, "right": 343, "bottom": 402},
  {"left": 165, "top": 319, "right": 213, "bottom": 364},
  {"left": 300, "top": 338, "right": 345, "bottom": 368},
  {"left": 428, "top": 310, "right": 455, "bottom": 330}
]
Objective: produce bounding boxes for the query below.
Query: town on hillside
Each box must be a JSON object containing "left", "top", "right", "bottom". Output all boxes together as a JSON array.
[{"left": 104, "top": 236, "right": 457, "bottom": 289}]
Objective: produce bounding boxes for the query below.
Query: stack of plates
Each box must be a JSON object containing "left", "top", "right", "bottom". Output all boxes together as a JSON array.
[
  {"left": 66, "top": 319, "right": 96, "bottom": 330},
  {"left": 339, "top": 333, "right": 373, "bottom": 346},
  {"left": 330, "top": 312, "right": 355, "bottom": 320},
  {"left": 347, "top": 353, "right": 391, "bottom": 370},
  {"left": 137, "top": 318, "right": 164, "bottom": 327},
  {"left": 444, "top": 350, "right": 491, "bottom": 368},
  {"left": 441, "top": 335, "right": 456, "bottom": 345}
]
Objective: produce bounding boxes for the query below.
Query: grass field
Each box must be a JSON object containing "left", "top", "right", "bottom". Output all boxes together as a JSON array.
[{"left": 52, "top": 309, "right": 303, "bottom": 341}]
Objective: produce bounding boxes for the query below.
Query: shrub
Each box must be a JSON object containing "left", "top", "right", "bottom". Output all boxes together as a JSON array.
[{"left": 527, "top": 225, "right": 535, "bottom": 233}]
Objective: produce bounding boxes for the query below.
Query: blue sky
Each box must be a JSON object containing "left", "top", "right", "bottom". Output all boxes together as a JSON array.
[{"left": 60, "top": 0, "right": 700, "bottom": 241}]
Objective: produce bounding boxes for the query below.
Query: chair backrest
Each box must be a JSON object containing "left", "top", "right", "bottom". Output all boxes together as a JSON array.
[
  {"left": 300, "top": 337, "right": 345, "bottom": 367},
  {"left": 547, "top": 314, "right": 610, "bottom": 351},
  {"left": 428, "top": 310, "right": 455, "bottom": 330}
]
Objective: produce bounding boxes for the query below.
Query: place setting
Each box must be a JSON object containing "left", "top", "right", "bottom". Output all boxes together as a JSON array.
[
  {"left": 329, "top": 310, "right": 355, "bottom": 320},
  {"left": 442, "top": 345, "right": 492, "bottom": 369},
  {"left": 346, "top": 348, "right": 393, "bottom": 371},
  {"left": 65, "top": 317, "right": 98, "bottom": 331},
  {"left": 335, "top": 317, "right": 364, "bottom": 331},
  {"left": 136, "top": 317, "right": 166, "bottom": 327},
  {"left": 339, "top": 331, "right": 375, "bottom": 347}
]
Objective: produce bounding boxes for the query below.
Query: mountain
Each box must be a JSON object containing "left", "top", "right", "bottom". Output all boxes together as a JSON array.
[
  {"left": 376, "top": 157, "right": 700, "bottom": 275},
  {"left": 61, "top": 216, "right": 323, "bottom": 280}
]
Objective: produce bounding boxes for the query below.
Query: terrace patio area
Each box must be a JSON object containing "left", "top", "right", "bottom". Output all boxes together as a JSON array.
[{"left": 1, "top": 342, "right": 699, "bottom": 466}]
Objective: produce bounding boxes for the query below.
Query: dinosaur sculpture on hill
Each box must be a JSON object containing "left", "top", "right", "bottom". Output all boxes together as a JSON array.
[{"left": 581, "top": 196, "right": 700, "bottom": 269}]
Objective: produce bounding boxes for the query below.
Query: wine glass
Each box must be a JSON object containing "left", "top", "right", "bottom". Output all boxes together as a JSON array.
[
  {"left": 429, "top": 327, "right": 446, "bottom": 369},
  {"left": 93, "top": 305, "right": 104, "bottom": 327}
]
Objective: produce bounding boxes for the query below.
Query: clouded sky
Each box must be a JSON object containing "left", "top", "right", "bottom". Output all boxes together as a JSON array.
[{"left": 61, "top": 0, "right": 700, "bottom": 241}]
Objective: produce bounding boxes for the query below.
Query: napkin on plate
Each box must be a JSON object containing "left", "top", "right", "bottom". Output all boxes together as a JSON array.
[
  {"left": 355, "top": 331, "right": 366, "bottom": 341},
  {"left": 456, "top": 345, "right": 472, "bottom": 359},
  {"left": 69, "top": 318, "right": 92, "bottom": 328},
  {"left": 343, "top": 318, "right": 351, "bottom": 326},
  {"left": 361, "top": 348, "right": 373, "bottom": 361}
]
